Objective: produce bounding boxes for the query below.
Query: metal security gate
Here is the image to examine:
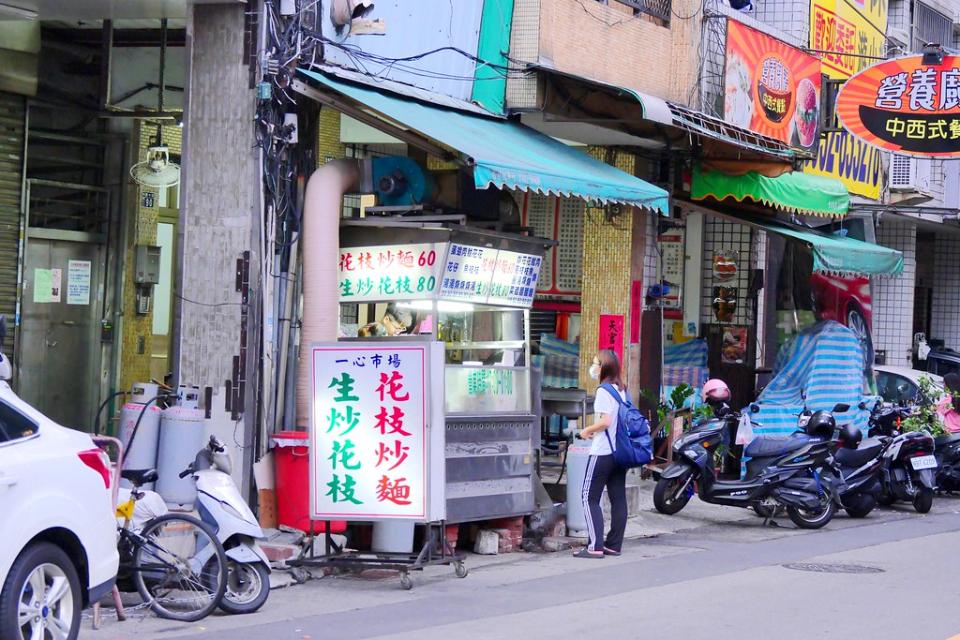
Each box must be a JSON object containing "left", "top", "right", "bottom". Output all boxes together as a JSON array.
[
  {"left": 0, "top": 92, "right": 25, "bottom": 355},
  {"left": 18, "top": 230, "right": 105, "bottom": 430}
]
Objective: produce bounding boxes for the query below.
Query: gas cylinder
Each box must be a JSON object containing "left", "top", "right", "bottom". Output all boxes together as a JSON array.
[
  {"left": 155, "top": 386, "right": 205, "bottom": 508},
  {"left": 118, "top": 382, "right": 163, "bottom": 490}
]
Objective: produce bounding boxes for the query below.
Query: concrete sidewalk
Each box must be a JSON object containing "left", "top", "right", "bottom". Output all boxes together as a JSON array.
[{"left": 84, "top": 483, "right": 960, "bottom": 640}]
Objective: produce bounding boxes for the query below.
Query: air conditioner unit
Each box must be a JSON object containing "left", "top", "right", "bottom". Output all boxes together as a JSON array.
[
  {"left": 890, "top": 153, "right": 916, "bottom": 191},
  {"left": 890, "top": 154, "right": 935, "bottom": 205}
]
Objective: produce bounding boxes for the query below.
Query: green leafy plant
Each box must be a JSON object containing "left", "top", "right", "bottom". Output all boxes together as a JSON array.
[
  {"left": 899, "top": 376, "right": 946, "bottom": 437},
  {"left": 639, "top": 384, "right": 703, "bottom": 435}
]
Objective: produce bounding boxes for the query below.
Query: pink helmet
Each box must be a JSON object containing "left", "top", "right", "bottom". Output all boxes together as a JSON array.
[{"left": 702, "top": 379, "right": 731, "bottom": 403}]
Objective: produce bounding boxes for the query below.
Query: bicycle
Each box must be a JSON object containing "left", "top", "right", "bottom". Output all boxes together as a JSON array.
[{"left": 114, "top": 468, "right": 228, "bottom": 622}]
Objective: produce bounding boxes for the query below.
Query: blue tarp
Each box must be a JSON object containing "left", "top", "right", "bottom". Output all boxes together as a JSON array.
[
  {"left": 664, "top": 339, "right": 708, "bottom": 367},
  {"left": 751, "top": 321, "right": 871, "bottom": 437},
  {"left": 299, "top": 69, "right": 670, "bottom": 213}
]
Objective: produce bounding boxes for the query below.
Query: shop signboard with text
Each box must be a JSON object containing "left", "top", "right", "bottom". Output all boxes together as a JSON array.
[
  {"left": 309, "top": 342, "right": 445, "bottom": 521},
  {"left": 804, "top": 0, "right": 888, "bottom": 198},
  {"left": 836, "top": 55, "right": 960, "bottom": 157},
  {"left": 724, "top": 19, "right": 822, "bottom": 151},
  {"left": 338, "top": 243, "right": 446, "bottom": 302},
  {"left": 439, "top": 243, "right": 543, "bottom": 308},
  {"left": 339, "top": 242, "right": 543, "bottom": 309}
]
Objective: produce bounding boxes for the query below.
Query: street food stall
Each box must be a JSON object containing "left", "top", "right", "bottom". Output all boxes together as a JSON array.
[{"left": 329, "top": 221, "right": 549, "bottom": 524}]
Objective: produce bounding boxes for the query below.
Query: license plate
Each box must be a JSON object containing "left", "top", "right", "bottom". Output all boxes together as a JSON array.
[{"left": 910, "top": 455, "right": 937, "bottom": 470}]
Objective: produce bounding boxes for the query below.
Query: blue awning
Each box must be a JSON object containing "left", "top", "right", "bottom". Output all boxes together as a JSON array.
[{"left": 298, "top": 68, "right": 669, "bottom": 213}]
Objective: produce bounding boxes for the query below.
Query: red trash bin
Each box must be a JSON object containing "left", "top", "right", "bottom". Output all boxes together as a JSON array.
[{"left": 272, "top": 431, "right": 346, "bottom": 534}]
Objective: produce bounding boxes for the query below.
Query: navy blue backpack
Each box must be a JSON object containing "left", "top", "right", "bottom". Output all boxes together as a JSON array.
[{"left": 600, "top": 383, "right": 654, "bottom": 468}]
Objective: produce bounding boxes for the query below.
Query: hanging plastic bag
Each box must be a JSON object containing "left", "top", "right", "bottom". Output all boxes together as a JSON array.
[{"left": 735, "top": 413, "right": 754, "bottom": 446}]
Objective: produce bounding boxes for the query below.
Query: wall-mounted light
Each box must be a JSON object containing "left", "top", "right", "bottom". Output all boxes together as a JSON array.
[{"left": 922, "top": 43, "right": 944, "bottom": 66}]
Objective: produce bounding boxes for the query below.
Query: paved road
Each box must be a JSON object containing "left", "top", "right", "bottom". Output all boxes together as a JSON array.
[{"left": 90, "top": 499, "right": 960, "bottom": 640}]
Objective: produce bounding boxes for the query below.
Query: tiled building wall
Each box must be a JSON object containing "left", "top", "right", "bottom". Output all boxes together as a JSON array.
[
  {"left": 931, "top": 235, "right": 960, "bottom": 350},
  {"left": 538, "top": 0, "right": 674, "bottom": 99},
  {"left": 508, "top": 0, "right": 693, "bottom": 108},
  {"left": 750, "top": 0, "right": 810, "bottom": 44},
  {"left": 873, "top": 220, "right": 917, "bottom": 367},
  {"left": 119, "top": 122, "right": 182, "bottom": 394},
  {"left": 888, "top": 0, "right": 910, "bottom": 33},
  {"left": 578, "top": 148, "right": 639, "bottom": 391}
]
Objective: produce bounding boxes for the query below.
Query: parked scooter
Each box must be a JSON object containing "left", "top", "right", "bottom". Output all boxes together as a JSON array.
[
  {"left": 179, "top": 436, "right": 271, "bottom": 614},
  {"left": 934, "top": 432, "right": 960, "bottom": 492},
  {"left": 653, "top": 382, "right": 844, "bottom": 529},
  {"left": 827, "top": 426, "right": 886, "bottom": 518},
  {"left": 877, "top": 429, "right": 937, "bottom": 513}
]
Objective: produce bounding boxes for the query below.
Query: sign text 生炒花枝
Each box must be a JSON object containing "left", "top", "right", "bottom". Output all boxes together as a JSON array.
[
  {"left": 836, "top": 54, "right": 960, "bottom": 156},
  {"left": 311, "top": 346, "right": 428, "bottom": 520}
]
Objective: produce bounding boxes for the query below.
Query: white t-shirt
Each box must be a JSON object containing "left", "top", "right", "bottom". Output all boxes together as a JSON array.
[{"left": 591, "top": 384, "right": 626, "bottom": 456}]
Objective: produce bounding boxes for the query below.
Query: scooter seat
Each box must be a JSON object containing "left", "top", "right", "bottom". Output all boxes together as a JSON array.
[
  {"left": 835, "top": 438, "right": 883, "bottom": 468},
  {"left": 121, "top": 468, "right": 159, "bottom": 487},
  {"left": 744, "top": 434, "right": 812, "bottom": 458},
  {"left": 935, "top": 433, "right": 960, "bottom": 448}
]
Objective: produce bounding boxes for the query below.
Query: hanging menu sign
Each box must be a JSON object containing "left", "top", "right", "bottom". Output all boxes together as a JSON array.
[
  {"left": 439, "top": 244, "right": 492, "bottom": 303},
  {"left": 440, "top": 243, "right": 542, "bottom": 308},
  {"left": 337, "top": 243, "right": 446, "bottom": 302},
  {"left": 310, "top": 344, "right": 431, "bottom": 520}
]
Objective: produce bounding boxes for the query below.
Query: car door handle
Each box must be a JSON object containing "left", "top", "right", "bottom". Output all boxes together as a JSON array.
[{"left": 0, "top": 473, "right": 18, "bottom": 487}]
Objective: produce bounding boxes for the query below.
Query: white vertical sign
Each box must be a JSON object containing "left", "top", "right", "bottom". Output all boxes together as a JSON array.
[{"left": 310, "top": 345, "right": 429, "bottom": 520}]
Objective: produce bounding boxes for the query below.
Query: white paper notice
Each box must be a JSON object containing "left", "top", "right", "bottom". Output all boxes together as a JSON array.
[
  {"left": 67, "top": 260, "right": 92, "bottom": 305},
  {"left": 50, "top": 269, "right": 62, "bottom": 303}
]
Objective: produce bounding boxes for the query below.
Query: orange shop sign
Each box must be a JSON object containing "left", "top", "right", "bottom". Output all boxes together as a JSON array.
[
  {"left": 724, "top": 19, "right": 822, "bottom": 150},
  {"left": 836, "top": 54, "right": 960, "bottom": 157}
]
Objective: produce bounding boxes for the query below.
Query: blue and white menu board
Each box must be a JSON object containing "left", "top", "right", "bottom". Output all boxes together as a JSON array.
[{"left": 440, "top": 243, "right": 542, "bottom": 308}]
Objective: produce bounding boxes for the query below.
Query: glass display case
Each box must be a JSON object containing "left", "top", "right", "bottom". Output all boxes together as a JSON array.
[{"left": 335, "top": 223, "right": 548, "bottom": 522}]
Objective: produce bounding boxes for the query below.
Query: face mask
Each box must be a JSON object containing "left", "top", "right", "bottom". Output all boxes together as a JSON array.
[{"left": 588, "top": 364, "right": 601, "bottom": 380}]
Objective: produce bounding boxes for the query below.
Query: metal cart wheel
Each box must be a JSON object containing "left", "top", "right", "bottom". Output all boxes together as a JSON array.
[
  {"left": 399, "top": 572, "right": 413, "bottom": 590},
  {"left": 454, "top": 561, "right": 468, "bottom": 579}
]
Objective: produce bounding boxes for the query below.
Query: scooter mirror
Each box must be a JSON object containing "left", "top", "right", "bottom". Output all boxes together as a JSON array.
[
  {"left": 858, "top": 401, "right": 867, "bottom": 411},
  {"left": 750, "top": 403, "right": 760, "bottom": 413},
  {"left": 833, "top": 403, "right": 850, "bottom": 413}
]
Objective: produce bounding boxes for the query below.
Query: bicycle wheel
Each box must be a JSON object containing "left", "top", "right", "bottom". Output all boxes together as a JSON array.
[{"left": 132, "top": 513, "right": 228, "bottom": 622}]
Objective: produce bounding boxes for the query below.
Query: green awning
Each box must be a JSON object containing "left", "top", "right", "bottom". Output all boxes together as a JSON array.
[
  {"left": 298, "top": 69, "right": 669, "bottom": 213},
  {"left": 728, "top": 213, "right": 903, "bottom": 276},
  {"left": 692, "top": 164, "right": 849, "bottom": 217}
]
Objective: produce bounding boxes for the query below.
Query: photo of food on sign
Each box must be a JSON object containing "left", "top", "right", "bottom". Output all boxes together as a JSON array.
[
  {"left": 835, "top": 54, "right": 960, "bottom": 156},
  {"left": 723, "top": 19, "right": 821, "bottom": 150}
]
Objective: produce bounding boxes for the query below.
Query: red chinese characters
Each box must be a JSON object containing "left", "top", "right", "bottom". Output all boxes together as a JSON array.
[{"left": 372, "top": 363, "right": 413, "bottom": 505}]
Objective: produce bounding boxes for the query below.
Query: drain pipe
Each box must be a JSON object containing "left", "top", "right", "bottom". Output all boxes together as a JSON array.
[{"left": 296, "top": 159, "right": 362, "bottom": 428}]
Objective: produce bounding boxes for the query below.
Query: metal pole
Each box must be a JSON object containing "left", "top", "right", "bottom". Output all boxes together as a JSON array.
[{"left": 158, "top": 19, "right": 167, "bottom": 114}]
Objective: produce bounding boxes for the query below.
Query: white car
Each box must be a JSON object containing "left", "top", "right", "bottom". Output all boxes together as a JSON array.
[
  {"left": 0, "top": 321, "right": 119, "bottom": 640},
  {"left": 874, "top": 365, "right": 944, "bottom": 406}
]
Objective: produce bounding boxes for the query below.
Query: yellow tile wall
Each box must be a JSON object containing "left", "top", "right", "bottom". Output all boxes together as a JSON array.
[
  {"left": 317, "top": 107, "right": 346, "bottom": 166},
  {"left": 119, "top": 122, "right": 182, "bottom": 394},
  {"left": 578, "top": 147, "right": 640, "bottom": 392}
]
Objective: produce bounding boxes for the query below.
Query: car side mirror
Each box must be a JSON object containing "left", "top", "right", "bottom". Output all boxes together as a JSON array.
[{"left": 833, "top": 403, "right": 850, "bottom": 413}]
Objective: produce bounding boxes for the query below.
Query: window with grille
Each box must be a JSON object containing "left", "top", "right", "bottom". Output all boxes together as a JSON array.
[{"left": 913, "top": 2, "right": 952, "bottom": 51}]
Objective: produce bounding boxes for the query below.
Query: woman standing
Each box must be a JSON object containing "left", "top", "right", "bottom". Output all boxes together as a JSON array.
[{"left": 575, "top": 349, "right": 628, "bottom": 559}]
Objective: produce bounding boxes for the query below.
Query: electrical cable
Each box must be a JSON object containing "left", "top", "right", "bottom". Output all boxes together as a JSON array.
[
  {"left": 124, "top": 394, "right": 174, "bottom": 466},
  {"left": 94, "top": 390, "right": 128, "bottom": 436}
]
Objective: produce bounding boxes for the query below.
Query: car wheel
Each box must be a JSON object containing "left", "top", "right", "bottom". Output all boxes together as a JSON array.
[
  {"left": 0, "top": 542, "right": 82, "bottom": 640},
  {"left": 847, "top": 305, "right": 874, "bottom": 370}
]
